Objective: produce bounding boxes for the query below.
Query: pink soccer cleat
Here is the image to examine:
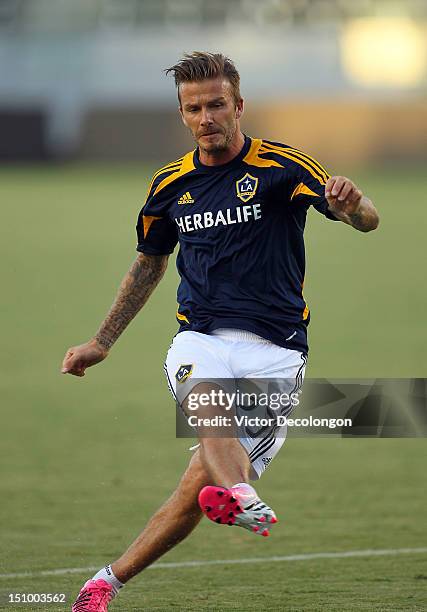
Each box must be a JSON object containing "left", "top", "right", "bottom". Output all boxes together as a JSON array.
[
  {"left": 71, "top": 578, "right": 113, "bottom": 612},
  {"left": 198, "top": 483, "right": 278, "bottom": 537}
]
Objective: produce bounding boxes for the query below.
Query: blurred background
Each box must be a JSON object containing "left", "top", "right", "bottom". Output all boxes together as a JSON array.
[
  {"left": 0, "top": 0, "right": 426, "bottom": 165},
  {"left": 1, "top": 3, "right": 426, "bottom": 610}
]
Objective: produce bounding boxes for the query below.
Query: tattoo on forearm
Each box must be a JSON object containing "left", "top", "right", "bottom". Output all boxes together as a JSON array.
[
  {"left": 349, "top": 210, "right": 368, "bottom": 231},
  {"left": 348, "top": 197, "right": 379, "bottom": 233},
  {"left": 349, "top": 208, "right": 378, "bottom": 232},
  {"left": 94, "top": 254, "right": 168, "bottom": 350}
]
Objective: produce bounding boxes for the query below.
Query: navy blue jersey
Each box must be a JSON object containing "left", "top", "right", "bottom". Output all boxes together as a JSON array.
[{"left": 136, "top": 136, "right": 338, "bottom": 353}]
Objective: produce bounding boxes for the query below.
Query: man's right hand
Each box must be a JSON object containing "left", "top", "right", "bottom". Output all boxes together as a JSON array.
[{"left": 61, "top": 339, "right": 109, "bottom": 377}]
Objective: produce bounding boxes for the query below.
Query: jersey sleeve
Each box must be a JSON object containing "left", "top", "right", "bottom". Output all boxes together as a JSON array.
[
  {"left": 288, "top": 152, "right": 339, "bottom": 221},
  {"left": 136, "top": 178, "right": 179, "bottom": 256}
]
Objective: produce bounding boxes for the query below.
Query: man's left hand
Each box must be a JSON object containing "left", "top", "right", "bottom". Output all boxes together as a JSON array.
[{"left": 325, "top": 176, "right": 363, "bottom": 216}]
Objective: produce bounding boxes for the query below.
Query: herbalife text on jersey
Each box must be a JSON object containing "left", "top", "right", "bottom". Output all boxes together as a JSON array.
[{"left": 175, "top": 203, "right": 261, "bottom": 233}]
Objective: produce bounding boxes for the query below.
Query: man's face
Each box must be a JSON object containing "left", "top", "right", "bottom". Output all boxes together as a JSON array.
[{"left": 179, "top": 78, "right": 243, "bottom": 154}]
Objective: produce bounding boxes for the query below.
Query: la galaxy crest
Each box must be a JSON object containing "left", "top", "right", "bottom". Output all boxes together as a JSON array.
[
  {"left": 236, "top": 173, "right": 258, "bottom": 202},
  {"left": 175, "top": 364, "right": 193, "bottom": 384}
]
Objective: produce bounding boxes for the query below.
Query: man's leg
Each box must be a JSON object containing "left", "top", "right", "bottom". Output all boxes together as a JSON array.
[
  {"left": 176, "top": 385, "right": 275, "bottom": 537},
  {"left": 71, "top": 451, "right": 211, "bottom": 610},
  {"left": 111, "top": 449, "right": 210, "bottom": 582},
  {"left": 198, "top": 438, "right": 251, "bottom": 488},
  {"left": 182, "top": 383, "right": 252, "bottom": 489}
]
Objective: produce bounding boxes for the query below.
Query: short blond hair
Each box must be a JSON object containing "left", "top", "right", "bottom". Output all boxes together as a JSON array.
[{"left": 165, "top": 52, "right": 241, "bottom": 104}]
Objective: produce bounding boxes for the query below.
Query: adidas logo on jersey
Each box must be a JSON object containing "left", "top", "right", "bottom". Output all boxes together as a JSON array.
[
  {"left": 178, "top": 192, "right": 194, "bottom": 205},
  {"left": 262, "top": 457, "right": 272, "bottom": 467}
]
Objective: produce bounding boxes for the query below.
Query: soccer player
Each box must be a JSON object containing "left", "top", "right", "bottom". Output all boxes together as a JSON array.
[{"left": 63, "top": 52, "right": 379, "bottom": 611}]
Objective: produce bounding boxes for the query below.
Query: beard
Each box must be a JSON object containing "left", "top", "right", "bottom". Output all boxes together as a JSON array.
[{"left": 196, "top": 122, "right": 236, "bottom": 154}]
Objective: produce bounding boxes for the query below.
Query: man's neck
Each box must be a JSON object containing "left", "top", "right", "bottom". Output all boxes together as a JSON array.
[{"left": 199, "top": 131, "right": 245, "bottom": 166}]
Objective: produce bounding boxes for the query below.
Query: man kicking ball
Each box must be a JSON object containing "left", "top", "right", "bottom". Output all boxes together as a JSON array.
[{"left": 62, "top": 52, "right": 379, "bottom": 610}]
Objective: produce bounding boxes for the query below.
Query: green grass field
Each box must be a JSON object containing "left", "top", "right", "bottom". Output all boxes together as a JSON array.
[{"left": 0, "top": 165, "right": 426, "bottom": 611}]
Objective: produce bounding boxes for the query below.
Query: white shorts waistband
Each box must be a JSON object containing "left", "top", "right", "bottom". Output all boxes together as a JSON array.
[{"left": 210, "top": 328, "right": 272, "bottom": 344}]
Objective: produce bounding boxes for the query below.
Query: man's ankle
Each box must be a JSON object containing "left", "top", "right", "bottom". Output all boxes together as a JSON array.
[
  {"left": 110, "top": 562, "right": 131, "bottom": 585},
  {"left": 92, "top": 564, "right": 124, "bottom": 596}
]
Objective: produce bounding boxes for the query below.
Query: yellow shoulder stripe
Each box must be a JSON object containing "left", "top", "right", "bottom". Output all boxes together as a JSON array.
[
  {"left": 262, "top": 141, "right": 330, "bottom": 181},
  {"left": 262, "top": 141, "right": 329, "bottom": 184},
  {"left": 285, "top": 147, "right": 330, "bottom": 183},
  {"left": 243, "top": 138, "right": 283, "bottom": 168},
  {"left": 151, "top": 157, "right": 184, "bottom": 181},
  {"left": 146, "top": 159, "right": 183, "bottom": 196},
  {"left": 243, "top": 139, "right": 329, "bottom": 187},
  {"left": 154, "top": 151, "right": 196, "bottom": 197},
  {"left": 291, "top": 182, "right": 320, "bottom": 200},
  {"left": 260, "top": 144, "right": 327, "bottom": 185}
]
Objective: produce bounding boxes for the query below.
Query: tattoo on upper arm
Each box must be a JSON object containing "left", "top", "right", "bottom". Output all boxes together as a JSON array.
[{"left": 95, "top": 254, "right": 168, "bottom": 350}]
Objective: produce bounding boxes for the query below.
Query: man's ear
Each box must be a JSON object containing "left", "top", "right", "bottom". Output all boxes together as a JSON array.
[{"left": 235, "top": 98, "right": 244, "bottom": 120}]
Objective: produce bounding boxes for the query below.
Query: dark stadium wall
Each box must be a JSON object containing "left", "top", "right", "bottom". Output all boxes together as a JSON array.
[
  {"left": 77, "top": 101, "right": 427, "bottom": 166},
  {"left": 0, "top": 109, "right": 49, "bottom": 161},
  {"left": 3, "top": 101, "right": 424, "bottom": 165}
]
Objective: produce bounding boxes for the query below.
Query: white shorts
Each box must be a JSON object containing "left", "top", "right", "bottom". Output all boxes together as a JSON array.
[{"left": 164, "top": 329, "right": 307, "bottom": 479}]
